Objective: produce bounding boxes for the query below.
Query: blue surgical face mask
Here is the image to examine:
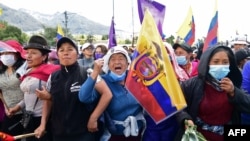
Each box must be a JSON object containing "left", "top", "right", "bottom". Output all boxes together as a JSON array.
[
  {"left": 95, "top": 53, "right": 104, "bottom": 59},
  {"left": 108, "top": 71, "right": 126, "bottom": 82},
  {"left": 176, "top": 55, "right": 187, "bottom": 65},
  {"left": 209, "top": 65, "right": 230, "bottom": 80}
]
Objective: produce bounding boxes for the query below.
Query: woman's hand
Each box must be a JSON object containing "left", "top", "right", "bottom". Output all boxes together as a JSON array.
[
  {"left": 93, "top": 58, "right": 104, "bottom": 74},
  {"left": 8, "top": 105, "right": 21, "bottom": 117},
  {"left": 35, "top": 86, "right": 51, "bottom": 100},
  {"left": 184, "top": 119, "right": 194, "bottom": 129},
  {"left": 5, "top": 108, "right": 12, "bottom": 117},
  {"left": 220, "top": 77, "right": 235, "bottom": 97},
  {"left": 87, "top": 116, "right": 99, "bottom": 133},
  {"left": 34, "top": 125, "right": 46, "bottom": 139}
]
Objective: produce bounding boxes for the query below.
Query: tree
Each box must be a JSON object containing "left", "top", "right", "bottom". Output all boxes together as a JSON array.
[
  {"left": 43, "top": 27, "right": 57, "bottom": 47},
  {"left": 125, "top": 39, "right": 132, "bottom": 44},
  {"left": 165, "top": 35, "right": 175, "bottom": 45},
  {"left": 78, "top": 34, "right": 85, "bottom": 45},
  {"left": 86, "top": 34, "right": 95, "bottom": 43},
  {"left": 101, "top": 35, "right": 108, "bottom": 40},
  {"left": 0, "top": 21, "right": 28, "bottom": 44}
]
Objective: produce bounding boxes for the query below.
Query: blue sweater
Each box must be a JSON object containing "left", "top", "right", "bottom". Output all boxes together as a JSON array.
[
  {"left": 79, "top": 73, "right": 143, "bottom": 135},
  {"left": 241, "top": 61, "right": 250, "bottom": 124}
]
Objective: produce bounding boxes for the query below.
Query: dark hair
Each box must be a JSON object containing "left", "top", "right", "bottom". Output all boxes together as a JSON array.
[
  {"left": 94, "top": 45, "right": 108, "bottom": 60},
  {"left": 210, "top": 47, "right": 233, "bottom": 63},
  {"left": 39, "top": 50, "right": 49, "bottom": 63},
  {"left": 0, "top": 53, "right": 26, "bottom": 74},
  {"left": 209, "top": 47, "right": 241, "bottom": 87},
  {"left": 207, "top": 47, "right": 233, "bottom": 74},
  {"left": 196, "top": 42, "right": 204, "bottom": 60}
]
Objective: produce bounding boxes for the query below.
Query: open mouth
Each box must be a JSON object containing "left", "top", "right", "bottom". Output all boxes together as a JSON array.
[
  {"left": 26, "top": 60, "right": 32, "bottom": 63},
  {"left": 114, "top": 66, "right": 122, "bottom": 70},
  {"left": 114, "top": 66, "right": 123, "bottom": 73}
]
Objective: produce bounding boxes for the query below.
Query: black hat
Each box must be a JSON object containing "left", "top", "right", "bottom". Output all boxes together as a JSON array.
[
  {"left": 235, "top": 48, "right": 250, "bottom": 64},
  {"left": 173, "top": 43, "right": 193, "bottom": 53},
  {"left": 24, "top": 35, "right": 51, "bottom": 53},
  {"left": 57, "top": 37, "right": 78, "bottom": 54}
]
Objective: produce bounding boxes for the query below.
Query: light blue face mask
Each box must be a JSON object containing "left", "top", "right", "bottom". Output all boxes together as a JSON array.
[
  {"left": 176, "top": 55, "right": 188, "bottom": 65},
  {"left": 108, "top": 71, "right": 126, "bottom": 82},
  {"left": 209, "top": 65, "right": 230, "bottom": 80}
]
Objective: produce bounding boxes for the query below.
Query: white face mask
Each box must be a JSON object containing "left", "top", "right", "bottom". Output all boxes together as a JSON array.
[{"left": 0, "top": 54, "right": 16, "bottom": 66}]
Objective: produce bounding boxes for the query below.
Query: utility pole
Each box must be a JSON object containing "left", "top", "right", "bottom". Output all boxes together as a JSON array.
[{"left": 64, "top": 11, "right": 68, "bottom": 37}]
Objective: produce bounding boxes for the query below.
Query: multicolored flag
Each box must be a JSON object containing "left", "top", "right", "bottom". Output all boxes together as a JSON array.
[
  {"left": 56, "top": 24, "right": 64, "bottom": 41},
  {"left": 176, "top": 6, "right": 195, "bottom": 46},
  {"left": 125, "top": 9, "right": 187, "bottom": 124},
  {"left": 203, "top": 0, "right": 218, "bottom": 52},
  {"left": 0, "top": 41, "right": 16, "bottom": 53},
  {"left": 0, "top": 8, "right": 2, "bottom": 16},
  {"left": 108, "top": 16, "right": 117, "bottom": 49},
  {"left": 137, "top": 0, "right": 166, "bottom": 37}
]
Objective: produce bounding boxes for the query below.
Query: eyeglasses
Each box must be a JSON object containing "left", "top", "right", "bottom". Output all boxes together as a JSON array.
[{"left": 84, "top": 47, "right": 94, "bottom": 51}]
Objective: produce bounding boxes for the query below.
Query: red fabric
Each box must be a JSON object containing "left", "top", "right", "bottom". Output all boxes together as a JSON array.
[
  {"left": 4, "top": 40, "right": 26, "bottom": 59},
  {"left": 21, "top": 64, "right": 60, "bottom": 82},
  {"left": 0, "top": 132, "right": 14, "bottom": 141},
  {"left": 190, "top": 60, "right": 199, "bottom": 77},
  {"left": 180, "top": 60, "right": 199, "bottom": 78},
  {"left": 199, "top": 84, "right": 233, "bottom": 125},
  {"left": 198, "top": 84, "right": 233, "bottom": 141}
]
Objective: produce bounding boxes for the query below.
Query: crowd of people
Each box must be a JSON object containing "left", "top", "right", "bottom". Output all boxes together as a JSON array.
[{"left": 0, "top": 33, "right": 250, "bottom": 141}]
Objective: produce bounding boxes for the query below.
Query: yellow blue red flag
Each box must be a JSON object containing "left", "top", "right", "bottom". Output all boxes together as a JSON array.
[
  {"left": 125, "top": 9, "right": 187, "bottom": 124},
  {"left": 0, "top": 8, "right": 2, "bottom": 16},
  {"left": 203, "top": 0, "right": 218, "bottom": 52},
  {"left": 176, "top": 6, "right": 195, "bottom": 46},
  {"left": 56, "top": 24, "right": 64, "bottom": 41}
]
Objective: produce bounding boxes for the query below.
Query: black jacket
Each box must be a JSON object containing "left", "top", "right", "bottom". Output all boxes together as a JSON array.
[{"left": 49, "top": 62, "right": 94, "bottom": 136}]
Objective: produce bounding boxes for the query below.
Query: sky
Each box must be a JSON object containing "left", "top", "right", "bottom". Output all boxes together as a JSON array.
[{"left": 1, "top": 0, "right": 250, "bottom": 42}]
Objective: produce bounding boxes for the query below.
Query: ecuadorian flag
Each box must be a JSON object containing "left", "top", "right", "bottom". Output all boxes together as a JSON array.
[
  {"left": 176, "top": 6, "right": 195, "bottom": 46},
  {"left": 125, "top": 9, "right": 187, "bottom": 124},
  {"left": 0, "top": 8, "right": 2, "bottom": 16},
  {"left": 203, "top": 0, "right": 218, "bottom": 52},
  {"left": 56, "top": 24, "right": 64, "bottom": 41}
]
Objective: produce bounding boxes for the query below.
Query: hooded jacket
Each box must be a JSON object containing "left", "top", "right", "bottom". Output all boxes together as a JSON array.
[{"left": 175, "top": 45, "right": 250, "bottom": 140}]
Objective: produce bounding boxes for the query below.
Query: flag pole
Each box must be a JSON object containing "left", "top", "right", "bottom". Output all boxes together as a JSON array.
[
  {"left": 14, "top": 133, "right": 36, "bottom": 140},
  {"left": 131, "top": 0, "right": 135, "bottom": 48},
  {"left": 113, "top": 0, "right": 115, "bottom": 17}
]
